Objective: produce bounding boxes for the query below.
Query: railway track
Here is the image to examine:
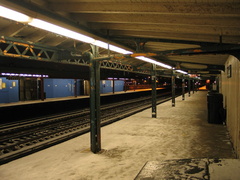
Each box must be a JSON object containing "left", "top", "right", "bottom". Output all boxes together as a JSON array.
[{"left": 0, "top": 92, "right": 180, "bottom": 165}]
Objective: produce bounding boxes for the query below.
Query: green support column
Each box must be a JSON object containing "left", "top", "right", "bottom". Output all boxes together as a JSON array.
[
  {"left": 171, "top": 71, "right": 175, "bottom": 107},
  {"left": 40, "top": 76, "right": 45, "bottom": 101},
  {"left": 89, "top": 47, "right": 101, "bottom": 153},
  {"left": 192, "top": 79, "right": 195, "bottom": 94},
  {"left": 151, "top": 64, "right": 157, "bottom": 118},
  {"left": 182, "top": 78, "right": 185, "bottom": 100},
  {"left": 188, "top": 79, "right": 191, "bottom": 97},
  {"left": 124, "top": 80, "right": 127, "bottom": 92},
  {"left": 74, "top": 79, "right": 77, "bottom": 97},
  {"left": 112, "top": 78, "right": 115, "bottom": 94},
  {"left": 216, "top": 77, "right": 219, "bottom": 92}
]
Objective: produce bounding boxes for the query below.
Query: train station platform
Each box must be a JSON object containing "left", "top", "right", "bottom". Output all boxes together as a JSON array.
[
  {"left": 0, "top": 88, "right": 164, "bottom": 107},
  {"left": 0, "top": 91, "right": 238, "bottom": 180}
]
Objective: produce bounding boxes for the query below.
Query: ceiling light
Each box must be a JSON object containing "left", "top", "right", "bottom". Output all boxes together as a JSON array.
[
  {"left": 29, "top": 20, "right": 132, "bottom": 54},
  {"left": 94, "top": 40, "right": 132, "bottom": 54},
  {"left": 0, "top": 6, "right": 31, "bottom": 22},
  {"left": 156, "top": 62, "right": 172, "bottom": 69},
  {"left": 29, "top": 19, "right": 95, "bottom": 44},
  {"left": 108, "top": 44, "right": 133, "bottom": 54},
  {"left": 136, "top": 56, "right": 172, "bottom": 69},
  {"left": 136, "top": 56, "right": 157, "bottom": 64},
  {"left": 176, "top": 70, "right": 188, "bottom": 74}
]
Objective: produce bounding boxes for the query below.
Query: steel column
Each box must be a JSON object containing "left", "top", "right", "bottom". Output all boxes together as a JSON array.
[
  {"left": 112, "top": 78, "right": 115, "bottom": 94},
  {"left": 192, "top": 80, "right": 195, "bottom": 94},
  {"left": 124, "top": 80, "right": 127, "bottom": 92},
  {"left": 171, "top": 71, "right": 175, "bottom": 107},
  {"left": 74, "top": 79, "right": 77, "bottom": 97},
  {"left": 151, "top": 64, "right": 157, "bottom": 118},
  {"left": 182, "top": 78, "right": 185, "bottom": 100},
  {"left": 89, "top": 49, "right": 101, "bottom": 153},
  {"left": 216, "top": 77, "right": 219, "bottom": 92},
  {"left": 188, "top": 79, "right": 191, "bottom": 97},
  {"left": 40, "top": 77, "right": 44, "bottom": 101}
]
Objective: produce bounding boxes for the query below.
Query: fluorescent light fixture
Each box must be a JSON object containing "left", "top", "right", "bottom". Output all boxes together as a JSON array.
[
  {"left": 136, "top": 56, "right": 172, "bottom": 69},
  {"left": 93, "top": 40, "right": 132, "bottom": 54},
  {"left": 29, "top": 19, "right": 95, "bottom": 44},
  {"left": 29, "top": 20, "right": 132, "bottom": 54},
  {"left": 155, "top": 62, "right": 172, "bottom": 69},
  {"left": 136, "top": 56, "right": 157, "bottom": 64},
  {"left": 0, "top": 6, "right": 31, "bottom": 22},
  {"left": 176, "top": 70, "right": 188, "bottom": 74},
  {"left": 94, "top": 40, "right": 108, "bottom": 49},
  {"left": 108, "top": 44, "right": 132, "bottom": 54}
]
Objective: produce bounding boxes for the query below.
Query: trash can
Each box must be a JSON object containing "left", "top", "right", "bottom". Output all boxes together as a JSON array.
[{"left": 207, "top": 92, "right": 224, "bottom": 124}]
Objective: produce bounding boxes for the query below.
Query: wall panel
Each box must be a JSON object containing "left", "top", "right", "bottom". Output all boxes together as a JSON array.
[
  {"left": 0, "top": 77, "right": 19, "bottom": 103},
  {"left": 221, "top": 55, "right": 240, "bottom": 158}
]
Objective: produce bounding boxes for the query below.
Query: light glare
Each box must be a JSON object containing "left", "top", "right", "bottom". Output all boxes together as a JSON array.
[
  {"left": 136, "top": 56, "right": 172, "bottom": 69},
  {"left": 29, "top": 19, "right": 95, "bottom": 44},
  {"left": 0, "top": 6, "right": 31, "bottom": 22},
  {"left": 93, "top": 40, "right": 132, "bottom": 54},
  {"left": 176, "top": 70, "right": 188, "bottom": 74}
]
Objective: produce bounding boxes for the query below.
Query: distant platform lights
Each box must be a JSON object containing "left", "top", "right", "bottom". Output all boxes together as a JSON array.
[
  {"left": 189, "top": 74, "right": 201, "bottom": 79},
  {"left": 0, "top": 5, "right": 188, "bottom": 74},
  {"left": 1, "top": 73, "right": 49, "bottom": 78}
]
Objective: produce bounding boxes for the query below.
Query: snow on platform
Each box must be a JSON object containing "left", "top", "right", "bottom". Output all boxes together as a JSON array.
[
  {"left": 135, "top": 159, "right": 208, "bottom": 179},
  {"left": 135, "top": 158, "right": 240, "bottom": 180},
  {"left": 0, "top": 91, "right": 237, "bottom": 180}
]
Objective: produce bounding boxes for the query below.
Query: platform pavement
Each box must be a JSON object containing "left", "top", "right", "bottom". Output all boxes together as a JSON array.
[
  {"left": 0, "top": 90, "right": 237, "bottom": 180},
  {"left": 135, "top": 158, "right": 240, "bottom": 179},
  {"left": 0, "top": 88, "right": 160, "bottom": 107}
]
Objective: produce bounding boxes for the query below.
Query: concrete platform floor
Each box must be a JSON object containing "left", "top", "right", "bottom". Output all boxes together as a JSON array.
[
  {"left": 135, "top": 158, "right": 240, "bottom": 179},
  {"left": 0, "top": 91, "right": 236, "bottom": 180}
]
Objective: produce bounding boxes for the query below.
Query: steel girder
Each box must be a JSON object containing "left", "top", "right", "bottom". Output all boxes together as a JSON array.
[
  {"left": 0, "top": 36, "right": 57, "bottom": 61},
  {"left": 0, "top": 36, "right": 151, "bottom": 75}
]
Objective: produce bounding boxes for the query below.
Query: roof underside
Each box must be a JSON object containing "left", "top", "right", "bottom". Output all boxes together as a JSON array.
[{"left": 0, "top": 0, "right": 240, "bottom": 78}]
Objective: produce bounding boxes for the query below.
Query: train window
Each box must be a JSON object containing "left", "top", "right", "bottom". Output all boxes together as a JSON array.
[
  {"left": 2, "top": 82, "right": 6, "bottom": 89},
  {"left": 12, "top": 81, "right": 16, "bottom": 87}
]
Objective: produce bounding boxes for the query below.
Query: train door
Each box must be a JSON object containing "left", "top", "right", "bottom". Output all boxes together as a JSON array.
[
  {"left": 8, "top": 79, "right": 19, "bottom": 102},
  {"left": 19, "top": 78, "right": 38, "bottom": 101},
  {"left": 83, "top": 80, "right": 90, "bottom": 95},
  {"left": 79, "top": 79, "right": 84, "bottom": 95}
]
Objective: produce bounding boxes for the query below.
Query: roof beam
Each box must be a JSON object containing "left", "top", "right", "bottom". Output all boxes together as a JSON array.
[
  {"left": 89, "top": 22, "right": 240, "bottom": 37},
  {"left": 23, "top": 30, "right": 49, "bottom": 42},
  {"left": 113, "top": 37, "right": 236, "bottom": 47},
  {"left": 40, "top": 37, "right": 68, "bottom": 47},
  {"left": 0, "top": 23, "right": 26, "bottom": 37},
  {"left": 110, "top": 30, "right": 240, "bottom": 44},
  {"left": 168, "top": 55, "right": 228, "bottom": 66},
  {"left": 50, "top": 2, "right": 240, "bottom": 16},
  {"left": 72, "top": 13, "right": 240, "bottom": 27},
  {"left": 155, "top": 44, "right": 240, "bottom": 56},
  {"left": 154, "top": 57, "right": 225, "bottom": 71}
]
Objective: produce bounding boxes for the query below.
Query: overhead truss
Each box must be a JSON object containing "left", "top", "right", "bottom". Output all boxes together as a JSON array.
[
  {"left": 0, "top": 37, "right": 57, "bottom": 61},
  {"left": 0, "top": 36, "right": 149, "bottom": 74},
  {"left": 0, "top": 36, "right": 225, "bottom": 78}
]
